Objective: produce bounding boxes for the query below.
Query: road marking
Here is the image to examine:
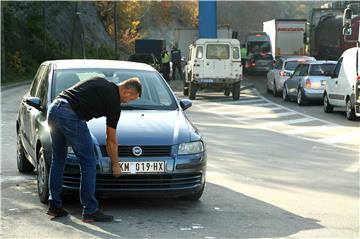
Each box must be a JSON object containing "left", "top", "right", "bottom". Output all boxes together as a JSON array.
[
  {"left": 255, "top": 117, "right": 316, "bottom": 127},
  {"left": 284, "top": 125, "right": 333, "bottom": 135},
  {"left": 318, "top": 132, "right": 360, "bottom": 144}
]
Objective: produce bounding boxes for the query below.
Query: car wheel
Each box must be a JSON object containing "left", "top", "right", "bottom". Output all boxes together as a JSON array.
[
  {"left": 297, "top": 88, "right": 307, "bottom": 106},
  {"left": 17, "top": 130, "right": 35, "bottom": 173},
  {"left": 272, "top": 80, "right": 279, "bottom": 97},
  {"left": 232, "top": 82, "right": 240, "bottom": 100},
  {"left": 189, "top": 82, "right": 197, "bottom": 100},
  {"left": 323, "top": 93, "right": 333, "bottom": 113},
  {"left": 224, "top": 87, "right": 230, "bottom": 96},
  {"left": 37, "top": 147, "right": 49, "bottom": 203},
  {"left": 346, "top": 97, "right": 357, "bottom": 120},
  {"left": 179, "top": 184, "right": 205, "bottom": 201},
  {"left": 282, "top": 85, "right": 290, "bottom": 101}
]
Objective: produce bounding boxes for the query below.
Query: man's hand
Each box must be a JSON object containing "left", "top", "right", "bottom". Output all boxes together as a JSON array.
[{"left": 112, "top": 163, "right": 122, "bottom": 177}]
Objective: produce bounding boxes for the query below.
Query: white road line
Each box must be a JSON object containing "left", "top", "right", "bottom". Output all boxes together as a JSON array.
[
  {"left": 225, "top": 98, "right": 265, "bottom": 104},
  {"left": 200, "top": 102, "right": 273, "bottom": 111},
  {"left": 284, "top": 125, "right": 334, "bottom": 135},
  {"left": 256, "top": 117, "right": 316, "bottom": 127},
  {"left": 318, "top": 132, "right": 360, "bottom": 144}
]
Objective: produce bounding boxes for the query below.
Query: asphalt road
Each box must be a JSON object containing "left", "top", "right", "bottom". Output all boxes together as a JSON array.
[{"left": 1, "top": 81, "right": 359, "bottom": 238}]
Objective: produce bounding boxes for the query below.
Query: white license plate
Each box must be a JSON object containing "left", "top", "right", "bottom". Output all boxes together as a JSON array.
[
  {"left": 198, "top": 79, "right": 214, "bottom": 83},
  {"left": 119, "top": 161, "right": 165, "bottom": 174}
]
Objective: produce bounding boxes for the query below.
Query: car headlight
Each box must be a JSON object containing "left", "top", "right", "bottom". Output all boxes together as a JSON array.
[{"left": 178, "top": 141, "right": 204, "bottom": 155}]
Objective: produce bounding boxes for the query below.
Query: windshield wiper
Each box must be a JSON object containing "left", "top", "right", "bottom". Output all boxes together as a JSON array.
[{"left": 121, "top": 105, "right": 155, "bottom": 110}]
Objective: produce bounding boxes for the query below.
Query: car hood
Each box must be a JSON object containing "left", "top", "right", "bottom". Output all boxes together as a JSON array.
[{"left": 87, "top": 110, "right": 200, "bottom": 146}]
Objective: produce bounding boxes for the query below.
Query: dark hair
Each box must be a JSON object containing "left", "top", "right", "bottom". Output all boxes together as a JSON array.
[{"left": 123, "top": 77, "right": 142, "bottom": 97}]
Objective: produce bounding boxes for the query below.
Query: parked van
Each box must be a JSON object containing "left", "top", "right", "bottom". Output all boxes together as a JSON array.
[
  {"left": 184, "top": 38, "right": 243, "bottom": 100},
  {"left": 323, "top": 47, "right": 360, "bottom": 120}
]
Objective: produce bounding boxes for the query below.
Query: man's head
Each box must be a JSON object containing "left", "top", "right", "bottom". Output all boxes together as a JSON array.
[{"left": 118, "top": 77, "right": 142, "bottom": 103}]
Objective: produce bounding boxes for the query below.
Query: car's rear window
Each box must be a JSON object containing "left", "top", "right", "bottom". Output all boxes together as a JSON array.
[
  {"left": 310, "top": 64, "right": 336, "bottom": 76},
  {"left": 206, "top": 44, "right": 230, "bottom": 59},
  {"left": 285, "top": 61, "right": 309, "bottom": 71},
  {"left": 254, "top": 54, "right": 273, "bottom": 60}
]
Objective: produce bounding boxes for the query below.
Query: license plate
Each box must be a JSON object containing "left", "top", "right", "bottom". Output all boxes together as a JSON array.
[
  {"left": 198, "top": 79, "right": 214, "bottom": 83},
  {"left": 321, "top": 80, "right": 326, "bottom": 86},
  {"left": 119, "top": 161, "right": 165, "bottom": 174}
]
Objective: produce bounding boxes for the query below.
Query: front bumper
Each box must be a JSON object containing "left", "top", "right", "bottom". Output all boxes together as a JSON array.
[{"left": 62, "top": 152, "right": 206, "bottom": 197}]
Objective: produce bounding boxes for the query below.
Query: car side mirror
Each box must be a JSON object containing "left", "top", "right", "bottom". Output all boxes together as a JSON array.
[
  {"left": 26, "top": 97, "right": 43, "bottom": 111},
  {"left": 179, "top": 99, "right": 192, "bottom": 111}
]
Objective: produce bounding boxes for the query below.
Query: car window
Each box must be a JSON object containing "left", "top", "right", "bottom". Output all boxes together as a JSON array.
[
  {"left": 35, "top": 66, "right": 50, "bottom": 108},
  {"left": 333, "top": 58, "right": 343, "bottom": 77},
  {"left": 196, "top": 46, "right": 203, "bottom": 59},
  {"left": 232, "top": 47, "right": 240, "bottom": 59},
  {"left": 299, "top": 64, "right": 309, "bottom": 76},
  {"left": 29, "top": 65, "right": 47, "bottom": 96},
  {"left": 275, "top": 59, "right": 283, "bottom": 69},
  {"left": 53, "top": 69, "right": 177, "bottom": 110},
  {"left": 206, "top": 44, "right": 229, "bottom": 59},
  {"left": 254, "top": 54, "right": 273, "bottom": 60},
  {"left": 292, "top": 65, "right": 302, "bottom": 77},
  {"left": 310, "top": 64, "right": 336, "bottom": 76},
  {"left": 285, "top": 61, "right": 303, "bottom": 71}
]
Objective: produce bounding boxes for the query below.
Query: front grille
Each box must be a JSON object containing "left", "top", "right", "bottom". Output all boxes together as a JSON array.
[
  {"left": 63, "top": 173, "right": 202, "bottom": 191},
  {"left": 99, "top": 145, "right": 172, "bottom": 157}
]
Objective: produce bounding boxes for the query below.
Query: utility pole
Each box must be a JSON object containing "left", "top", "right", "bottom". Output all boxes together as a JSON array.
[
  {"left": 114, "top": 1, "right": 118, "bottom": 55},
  {"left": 70, "top": 2, "right": 79, "bottom": 58}
]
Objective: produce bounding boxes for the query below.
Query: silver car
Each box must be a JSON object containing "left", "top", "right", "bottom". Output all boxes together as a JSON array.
[
  {"left": 282, "top": 61, "right": 337, "bottom": 105},
  {"left": 267, "top": 56, "right": 316, "bottom": 97}
]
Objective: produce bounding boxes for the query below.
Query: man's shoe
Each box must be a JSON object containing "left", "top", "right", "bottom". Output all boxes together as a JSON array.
[
  {"left": 46, "top": 204, "right": 68, "bottom": 217},
  {"left": 82, "top": 210, "right": 114, "bottom": 222}
]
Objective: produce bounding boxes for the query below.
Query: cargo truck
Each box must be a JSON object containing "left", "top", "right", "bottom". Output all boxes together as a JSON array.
[
  {"left": 134, "top": 39, "right": 165, "bottom": 63},
  {"left": 263, "top": 19, "right": 307, "bottom": 59}
]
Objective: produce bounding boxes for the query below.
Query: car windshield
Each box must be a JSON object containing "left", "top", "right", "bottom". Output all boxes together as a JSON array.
[
  {"left": 53, "top": 69, "right": 177, "bottom": 110},
  {"left": 310, "top": 64, "right": 336, "bottom": 76}
]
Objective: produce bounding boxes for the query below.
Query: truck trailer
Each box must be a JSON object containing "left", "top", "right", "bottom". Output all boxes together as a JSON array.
[{"left": 263, "top": 19, "right": 307, "bottom": 58}]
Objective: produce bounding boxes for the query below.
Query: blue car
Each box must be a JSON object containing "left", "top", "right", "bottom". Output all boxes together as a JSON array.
[{"left": 16, "top": 59, "right": 206, "bottom": 203}]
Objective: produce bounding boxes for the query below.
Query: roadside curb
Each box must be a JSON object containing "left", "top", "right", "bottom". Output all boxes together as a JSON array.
[{"left": 1, "top": 81, "right": 31, "bottom": 92}]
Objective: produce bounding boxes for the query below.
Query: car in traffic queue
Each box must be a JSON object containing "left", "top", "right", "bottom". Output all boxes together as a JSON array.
[
  {"left": 16, "top": 59, "right": 207, "bottom": 203},
  {"left": 282, "top": 61, "right": 337, "bottom": 105},
  {"left": 245, "top": 53, "right": 274, "bottom": 75},
  {"left": 267, "top": 55, "right": 316, "bottom": 97},
  {"left": 323, "top": 47, "right": 360, "bottom": 120}
]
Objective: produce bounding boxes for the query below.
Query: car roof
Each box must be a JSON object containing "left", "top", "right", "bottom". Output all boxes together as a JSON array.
[
  {"left": 312, "top": 60, "right": 337, "bottom": 64},
  {"left": 280, "top": 56, "right": 316, "bottom": 61},
  {"left": 44, "top": 59, "right": 156, "bottom": 71}
]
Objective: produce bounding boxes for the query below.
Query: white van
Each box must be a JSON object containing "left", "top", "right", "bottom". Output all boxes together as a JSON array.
[
  {"left": 184, "top": 38, "right": 243, "bottom": 100},
  {"left": 323, "top": 47, "right": 360, "bottom": 120}
]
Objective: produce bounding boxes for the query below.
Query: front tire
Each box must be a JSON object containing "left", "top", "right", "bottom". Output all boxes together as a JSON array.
[
  {"left": 232, "top": 82, "right": 240, "bottom": 100},
  {"left": 323, "top": 93, "right": 333, "bottom": 113},
  {"left": 17, "top": 131, "right": 35, "bottom": 173},
  {"left": 37, "top": 147, "right": 50, "bottom": 203},
  {"left": 189, "top": 82, "right": 197, "bottom": 100}
]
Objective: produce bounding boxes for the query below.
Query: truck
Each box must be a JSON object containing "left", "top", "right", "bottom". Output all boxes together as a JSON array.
[
  {"left": 183, "top": 38, "right": 243, "bottom": 100},
  {"left": 263, "top": 19, "right": 307, "bottom": 59},
  {"left": 309, "top": 7, "right": 359, "bottom": 60},
  {"left": 134, "top": 39, "right": 165, "bottom": 64},
  {"left": 174, "top": 27, "right": 233, "bottom": 60}
]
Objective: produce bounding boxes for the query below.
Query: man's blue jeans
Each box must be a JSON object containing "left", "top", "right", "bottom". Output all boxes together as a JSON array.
[{"left": 47, "top": 100, "right": 99, "bottom": 215}]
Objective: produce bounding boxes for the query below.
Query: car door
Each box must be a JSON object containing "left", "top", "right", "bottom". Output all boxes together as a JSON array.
[
  {"left": 27, "top": 65, "right": 50, "bottom": 156},
  {"left": 287, "top": 64, "right": 302, "bottom": 96},
  {"left": 268, "top": 58, "right": 282, "bottom": 89},
  {"left": 327, "top": 58, "right": 343, "bottom": 106},
  {"left": 203, "top": 43, "right": 230, "bottom": 79},
  {"left": 297, "top": 64, "right": 309, "bottom": 93},
  {"left": 20, "top": 65, "right": 47, "bottom": 155}
]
